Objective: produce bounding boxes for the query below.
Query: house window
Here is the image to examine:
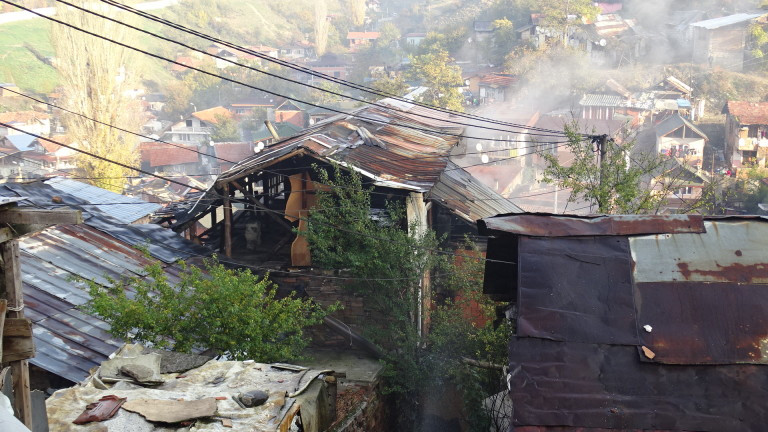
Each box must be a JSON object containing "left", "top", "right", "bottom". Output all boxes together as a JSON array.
[
  {"left": 677, "top": 187, "right": 693, "bottom": 196},
  {"left": 185, "top": 119, "right": 193, "bottom": 127}
]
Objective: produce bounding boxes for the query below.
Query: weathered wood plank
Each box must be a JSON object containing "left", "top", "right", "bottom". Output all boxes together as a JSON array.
[
  {"left": 1, "top": 241, "right": 32, "bottom": 427},
  {"left": 2, "top": 337, "right": 34, "bottom": 362},
  {"left": 3, "top": 319, "right": 31, "bottom": 338},
  {"left": 0, "top": 209, "right": 83, "bottom": 225},
  {"left": 0, "top": 300, "right": 6, "bottom": 362}
]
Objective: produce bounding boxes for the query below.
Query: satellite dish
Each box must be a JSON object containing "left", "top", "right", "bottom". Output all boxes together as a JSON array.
[
  {"left": 254, "top": 142, "right": 264, "bottom": 153},
  {"left": 481, "top": 154, "right": 490, "bottom": 164},
  {"left": 309, "top": 118, "right": 316, "bottom": 125},
  {"left": 475, "top": 143, "right": 483, "bottom": 152},
  {"left": 599, "top": 39, "right": 607, "bottom": 47}
]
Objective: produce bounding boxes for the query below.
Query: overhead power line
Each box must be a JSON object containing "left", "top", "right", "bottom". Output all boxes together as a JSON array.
[
  {"left": 4, "top": 0, "right": 561, "bottom": 144},
  {"left": 51, "top": 0, "right": 569, "bottom": 139},
  {"left": 95, "top": 0, "right": 576, "bottom": 137},
  {"left": 0, "top": 84, "right": 571, "bottom": 189}
]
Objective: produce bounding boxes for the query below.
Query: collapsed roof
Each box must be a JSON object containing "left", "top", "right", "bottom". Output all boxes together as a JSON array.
[{"left": 178, "top": 99, "right": 521, "bottom": 227}]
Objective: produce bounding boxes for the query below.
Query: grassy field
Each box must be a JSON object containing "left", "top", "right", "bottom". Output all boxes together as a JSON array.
[{"left": 0, "top": 19, "right": 58, "bottom": 93}]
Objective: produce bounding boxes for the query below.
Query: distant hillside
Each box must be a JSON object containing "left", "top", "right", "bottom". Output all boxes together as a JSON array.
[
  {"left": 0, "top": 0, "right": 350, "bottom": 94},
  {"left": 0, "top": 19, "right": 57, "bottom": 93}
]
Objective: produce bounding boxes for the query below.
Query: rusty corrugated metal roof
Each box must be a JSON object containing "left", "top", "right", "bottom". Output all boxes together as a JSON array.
[
  {"left": 480, "top": 213, "right": 768, "bottom": 431},
  {"left": 217, "top": 100, "right": 459, "bottom": 192},
  {"left": 430, "top": 162, "right": 522, "bottom": 222},
  {"left": 479, "top": 213, "right": 705, "bottom": 237},
  {"left": 21, "top": 223, "right": 205, "bottom": 383}
]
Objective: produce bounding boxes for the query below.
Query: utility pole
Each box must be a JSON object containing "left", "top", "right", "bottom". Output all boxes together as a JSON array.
[{"left": 595, "top": 134, "right": 609, "bottom": 213}]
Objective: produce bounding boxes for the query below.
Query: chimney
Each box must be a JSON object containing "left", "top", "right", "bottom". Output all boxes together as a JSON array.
[{"left": 264, "top": 120, "right": 280, "bottom": 141}]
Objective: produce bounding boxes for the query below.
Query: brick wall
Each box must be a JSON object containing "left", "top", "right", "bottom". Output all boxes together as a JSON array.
[{"left": 270, "top": 270, "right": 371, "bottom": 348}]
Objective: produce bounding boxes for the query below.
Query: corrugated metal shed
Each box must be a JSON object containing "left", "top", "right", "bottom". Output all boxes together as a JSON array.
[
  {"left": 45, "top": 177, "right": 162, "bottom": 224},
  {"left": 480, "top": 213, "right": 768, "bottom": 432}
]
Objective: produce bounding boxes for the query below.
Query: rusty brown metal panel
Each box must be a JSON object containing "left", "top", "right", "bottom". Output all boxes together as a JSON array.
[
  {"left": 508, "top": 337, "right": 768, "bottom": 432},
  {"left": 517, "top": 236, "right": 639, "bottom": 345},
  {"left": 630, "top": 220, "right": 768, "bottom": 284},
  {"left": 480, "top": 214, "right": 705, "bottom": 237},
  {"left": 635, "top": 282, "right": 768, "bottom": 365}
]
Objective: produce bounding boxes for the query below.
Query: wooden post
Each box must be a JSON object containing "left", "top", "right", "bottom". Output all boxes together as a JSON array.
[
  {"left": 222, "top": 185, "right": 232, "bottom": 258},
  {"left": 1, "top": 241, "right": 31, "bottom": 427}
]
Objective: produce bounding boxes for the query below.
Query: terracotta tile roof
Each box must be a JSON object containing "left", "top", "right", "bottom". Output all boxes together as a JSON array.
[
  {"left": 171, "top": 56, "right": 201, "bottom": 72},
  {"left": 478, "top": 74, "right": 518, "bottom": 87},
  {"left": 191, "top": 106, "right": 232, "bottom": 124},
  {"left": 347, "top": 32, "right": 380, "bottom": 40},
  {"left": 0, "top": 110, "right": 49, "bottom": 124},
  {"left": 40, "top": 135, "right": 75, "bottom": 153},
  {"left": 213, "top": 141, "right": 254, "bottom": 165},
  {"left": 723, "top": 101, "right": 768, "bottom": 125},
  {"left": 140, "top": 142, "right": 200, "bottom": 167}
]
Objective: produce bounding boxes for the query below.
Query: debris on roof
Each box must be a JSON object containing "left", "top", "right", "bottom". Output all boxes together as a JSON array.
[
  {"left": 46, "top": 344, "right": 368, "bottom": 432},
  {"left": 72, "top": 395, "right": 125, "bottom": 425},
  {"left": 480, "top": 213, "right": 768, "bottom": 431}
]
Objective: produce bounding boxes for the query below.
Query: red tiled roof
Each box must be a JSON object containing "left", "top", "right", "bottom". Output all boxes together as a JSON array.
[
  {"left": 171, "top": 56, "right": 201, "bottom": 72},
  {"left": 478, "top": 74, "right": 518, "bottom": 87},
  {"left": 191, "top": 106, "right": 232, "bottom": 124},
  {"left": 40, "top": 135, "right": 75, "bottom": 153},
  {"left": 0, "top": 110, "right": 49, "bottom": 124},
  {"left": 214, "top": 142, "right": 254, "bottom": 164},
  {"left": 347, "top": 32, "right": 380, "bottom": 40},
  {"left": 140, "top": 142, "right": 200, "bottom": 167},
  {"left": 723, "top": 101, "right": 768, "bottom": 125}
]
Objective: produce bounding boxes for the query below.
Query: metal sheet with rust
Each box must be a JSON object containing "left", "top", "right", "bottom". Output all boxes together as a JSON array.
[
  {"left": 635, "top": 282, "right": 768, "bottom": 364},
  {"left": 517, "top": 236, "right": 639, "bottom": 345},
  {"left": 508, "top": 337, "right": 768, "bottom": 432},
  {"left": 630, "top": 220, "right": 768, "bottom": 284},
  {"left": 480, "top": 214, "right": 705, "bottom": 237}
]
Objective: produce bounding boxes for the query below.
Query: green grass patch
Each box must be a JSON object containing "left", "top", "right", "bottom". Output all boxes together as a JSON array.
[{"left": 0, "top": 19, "right": 58, "bottom": 93}]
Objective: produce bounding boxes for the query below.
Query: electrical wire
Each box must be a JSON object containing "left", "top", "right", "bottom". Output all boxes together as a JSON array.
[
  {"left": 95, "top": 0, "right": 577, "bottom": 137},
  {"left": 2, "top": 0, "right": 565, "bottom": 144},
  {"left": 51, "top": 0, "right": 571, "bottom": 139}
]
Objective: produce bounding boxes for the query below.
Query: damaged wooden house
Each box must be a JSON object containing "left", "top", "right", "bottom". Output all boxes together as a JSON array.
[{"left": 171, "top": 99, "right": 522, "bottom": 267}]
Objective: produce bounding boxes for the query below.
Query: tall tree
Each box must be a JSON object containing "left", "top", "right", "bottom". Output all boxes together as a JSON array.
[
  {"left": 409, "top": 49, "right": 465, "bottom": 111},
  {"left": 314, "top": 0, "right": 330, "bottom": 56},
  {"left": 541, "top": 123, "right": 717, "bottom": 214},
  {"left": 51, "top": 1, "right": 142, "bottom": 192},
  {"left": 348, "top": 0, "right": 366, "bottom": 27}
]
